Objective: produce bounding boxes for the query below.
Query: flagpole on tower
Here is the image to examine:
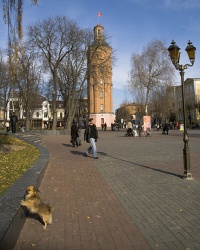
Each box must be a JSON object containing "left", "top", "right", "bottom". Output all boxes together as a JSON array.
[{"left": 98, "top": 12, "right": 102, "bottom": 24}]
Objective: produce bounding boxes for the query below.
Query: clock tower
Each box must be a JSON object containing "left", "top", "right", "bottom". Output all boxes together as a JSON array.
[{"left": 87, "top": 24, "right": 115, "bottom": 127}]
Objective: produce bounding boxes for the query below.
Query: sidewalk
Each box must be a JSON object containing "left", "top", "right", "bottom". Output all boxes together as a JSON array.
[{"left": 13, "top": 129, "right": 200, "bottom": 250}]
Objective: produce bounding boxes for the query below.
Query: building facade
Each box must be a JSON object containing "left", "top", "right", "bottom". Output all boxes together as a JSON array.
[
  {"left": 176, "top": 78, "right": 200, "bottom": 126},
  {"left": 167, "top": 78, "right": 200, "bottom": 126},
  {"left": 5, "top": 93, "right": 88, "bottom": 130},
  {"left": 6, "top": 93, "right": 52, "bottom": 129},
  {"left": 115, "top": 102, "right": 144, "bottom": 126}
]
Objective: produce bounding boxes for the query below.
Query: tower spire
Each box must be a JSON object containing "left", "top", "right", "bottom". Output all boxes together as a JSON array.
[{"left": 94, "top": 24, "right": 104, "bottom": 42}]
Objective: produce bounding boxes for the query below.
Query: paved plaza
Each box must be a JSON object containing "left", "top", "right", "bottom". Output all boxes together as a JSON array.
[{"left": 13, "top": 128, "right": 200, "bottom": 250}]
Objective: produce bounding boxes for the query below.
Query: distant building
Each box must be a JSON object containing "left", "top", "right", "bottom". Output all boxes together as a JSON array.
[
  {"left": 5, "top": 92, "right": 88, "bottom": 130},
  {"left": 6, "top": 93, "right": 51, "bottom": 129},
  {"left": 115, "top": 102, "right": 144, "bottom": 125},
  {"left": 168, "top": 78, "right": 200, "bottom": 126}
]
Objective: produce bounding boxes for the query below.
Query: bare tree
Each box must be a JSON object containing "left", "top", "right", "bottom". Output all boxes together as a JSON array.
[
  {"left": 27, "top": 15, "right": 78, "bottom": 130},
  {"left": 57, "top": 28, "right": 93, "bottom": 129},
  {"left": 2, "top": 0, "right": 38, "bottom": 45},
  {"left": 115, "top": 103, "right": 131, "bottom": 124},
  {"left": 127, "top": 82, "right": 146, "bottom": 121},
  {"left": 149, "top": 87, "right": 168, "bottom": 124},
  {"left": 186, "top": 98, "right": 196, "bottom": 125},
  {"left": 129, "top": 39, "right": 175, "bottom": 115},
  {"left": 14, "top": 45, "right": 42, "bottom": 130},
  {"left": 0, "top": 50, "right": 12, "bottom": 122}
]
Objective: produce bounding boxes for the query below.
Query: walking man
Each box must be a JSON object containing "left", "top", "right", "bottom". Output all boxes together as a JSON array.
[
  {"left": 10, "top": 112, "right": 18, "bottom": 133},
  {"left": 104, "top": 122, "right": 107, "bottom": 131},
  {"left": 84, "top": 118, "right": 99, "bottom": 159},
  {"left": 138, "top": 122, "right": 142, "bottom": 137}
]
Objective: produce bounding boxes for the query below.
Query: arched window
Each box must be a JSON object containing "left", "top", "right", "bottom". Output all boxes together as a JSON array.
[
  {"left": 97, "top": 28, "right": 102, "bottom": 36},
  {"left": 100, "top": 91, "right": 103, "bottom": 99}
]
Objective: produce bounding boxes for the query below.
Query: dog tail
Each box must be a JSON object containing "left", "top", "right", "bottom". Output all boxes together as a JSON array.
[
  {"left": 46, "top": 204, "right": 52, "bottom": 224},
  {"left": 48, "top": 213, "right": 53, "bottom": 224}
]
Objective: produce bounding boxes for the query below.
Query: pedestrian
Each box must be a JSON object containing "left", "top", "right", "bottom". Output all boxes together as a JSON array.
[
  {"left": 165, "top": 123, "right": 169, "bottom": 135},
  {"left": 175, "top": 122, "right": 179, "bottom": 130},
  {"left": 71, "top": 121, "right": 79, "bottom": 147},
  {"left": 138, "top": 122, "right": 142, "bottom": 137},
  {"left": 84, "top": 118, "right": 99, "bottom": 159},
  {"left": 162, "top": 123, "right": 169, "bottom": 135},
  {"left": 21, "top": 123, "right": 25, "bottom": 132},
  {"left": 10, "top": 112, "right": 18, "bottom": 133},
  {"left": 173, "top": 121, "right": 176, "bottom": 130},
  {"left": 5, "top": 121, "right": 10, "bottom": 133},
  {"left": 146, "top": 127, "right": 151, "bottom": 137},
  {"left": 104, "top": 122, "right": 107, "bottom": 131}
]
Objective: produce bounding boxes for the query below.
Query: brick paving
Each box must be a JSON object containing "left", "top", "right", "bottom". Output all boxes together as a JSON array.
[{"left": 13, "top": 129, "right": 200, "bottom": 250}]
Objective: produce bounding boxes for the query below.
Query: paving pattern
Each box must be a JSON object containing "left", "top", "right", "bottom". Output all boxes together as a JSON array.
[{"left": 13, "top": 129, "right": 200, "bottom": 250}]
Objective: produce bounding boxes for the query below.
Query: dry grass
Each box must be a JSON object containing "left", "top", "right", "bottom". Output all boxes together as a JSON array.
[{"left": 0, "top": 134, "right": 40, "bottom": 196}]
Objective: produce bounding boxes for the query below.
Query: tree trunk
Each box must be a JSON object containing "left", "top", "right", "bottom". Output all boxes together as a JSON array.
[
  {"left": 145, "top": 86, "right": 150, "bottom": 115},
  {"left": 52, "top": 91, "right": 57, "bottom": 130}
]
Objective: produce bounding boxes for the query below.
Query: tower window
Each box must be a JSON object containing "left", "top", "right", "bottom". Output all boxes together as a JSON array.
[
  {"left": 100, "top": 78, "right": 103, "bottom": 84},
  {"left": 100, "top": 104, "right": 104, "bottom": 111},
  {"left": 100, "top": 91, "right": 104, "bottom": 99},
  {"left": 97, "top": 29, "right": 101, "bottom": 36}
]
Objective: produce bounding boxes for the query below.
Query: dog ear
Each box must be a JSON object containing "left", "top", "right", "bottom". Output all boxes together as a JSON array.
[
  {"left": 26, "top": 186, "right": 32, "bottom": 193},
  {"left": 33, "top": 187, "right": 40, "bottom": 193}
]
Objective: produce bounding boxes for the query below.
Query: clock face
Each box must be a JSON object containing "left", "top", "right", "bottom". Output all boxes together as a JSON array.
[{"left": 98, "top": 52, "right": 105, "bottom": 60}]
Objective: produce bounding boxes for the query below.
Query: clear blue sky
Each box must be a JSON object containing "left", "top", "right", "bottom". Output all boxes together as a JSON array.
[{"left": 1, "top": 0, "right": 200, "bottom": 111}]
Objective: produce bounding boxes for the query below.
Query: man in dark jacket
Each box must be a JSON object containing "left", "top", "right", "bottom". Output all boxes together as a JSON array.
[
  {"left": 84, "top": 118, "right": 98, "bottom": 159},
  {"left": 71, "top": 121, "right": 79, "bottom": 147},
  {"left": 10, "top": 112, "right": 18, "bottom": 133}
]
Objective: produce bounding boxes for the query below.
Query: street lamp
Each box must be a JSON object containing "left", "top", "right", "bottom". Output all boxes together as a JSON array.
[{"left": 167, "top": 40, "right": 196, "bottom": 179}]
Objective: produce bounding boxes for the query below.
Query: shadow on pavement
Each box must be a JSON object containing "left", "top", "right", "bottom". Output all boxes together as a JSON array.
[{"left": 97, "top": 151, "right": 183, "bottom": 179}]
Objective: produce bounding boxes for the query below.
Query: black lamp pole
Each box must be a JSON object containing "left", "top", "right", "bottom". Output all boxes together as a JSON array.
[
  {"left": 167, "top": 40, "right": 196, "bottom": 179},
  {"left": 180, "top": 68, "right": 191, "bottom": 178}
]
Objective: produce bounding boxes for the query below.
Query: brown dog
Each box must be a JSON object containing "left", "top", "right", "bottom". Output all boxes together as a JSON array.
[{"left": 21, "top": 186, "right": 52, "bottom": 229}]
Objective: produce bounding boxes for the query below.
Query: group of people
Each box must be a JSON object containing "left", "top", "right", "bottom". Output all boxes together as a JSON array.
[
  {"left": 71, "top": 117, "right": 99, "bottom": 159},
  {"left": 4, "top": 112, "right": 26, "bottom": 133},
  {"left": 101, "top": 122, "right": 107, "bottom": 131},
  {"left": 5, "top": 112, "right": 18, "bottom": 133},
  {"left": 126, "top": 122, "right": 143, "bottom": 137},
  {"left": 71, "top": 119, "right": 146, "bottom": 159}
]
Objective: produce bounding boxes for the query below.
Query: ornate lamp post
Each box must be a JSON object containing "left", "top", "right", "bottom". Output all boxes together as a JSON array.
[{"left": 167, "top": 40, "right": 196, "bottom": 179}]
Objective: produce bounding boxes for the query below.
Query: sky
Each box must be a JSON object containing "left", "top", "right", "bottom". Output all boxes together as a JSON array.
[{"left": 1, "top": 0, "right": 200, "bottom": 111}]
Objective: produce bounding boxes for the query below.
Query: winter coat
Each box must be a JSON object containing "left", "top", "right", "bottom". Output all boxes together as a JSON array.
[
  {"left": 84, "top": 124, "right": 98, "bottom": 143},
  {"left": 71, "top": 124, "right": 79, "bottom": 138}
]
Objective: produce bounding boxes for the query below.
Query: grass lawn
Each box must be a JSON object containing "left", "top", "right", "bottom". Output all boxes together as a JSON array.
[{"left": 0, "top": 134, "right": 40, "bottom": 196}]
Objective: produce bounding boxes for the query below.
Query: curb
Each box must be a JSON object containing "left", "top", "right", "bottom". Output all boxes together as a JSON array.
[{"left": 0, "top": 136, "right": 50, "bottom": 250}]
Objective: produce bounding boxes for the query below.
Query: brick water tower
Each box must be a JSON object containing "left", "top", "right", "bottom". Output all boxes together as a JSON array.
[{"left": 87, "top": 24, "right": 115, "bottom": 128}]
